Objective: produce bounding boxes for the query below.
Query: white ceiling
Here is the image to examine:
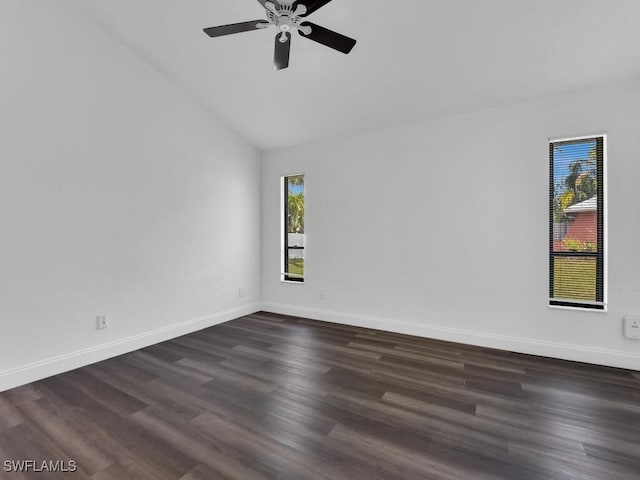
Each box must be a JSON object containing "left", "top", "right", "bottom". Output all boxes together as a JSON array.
[{"left": 66, "top": 0, "right": 640, "bottom": 151}]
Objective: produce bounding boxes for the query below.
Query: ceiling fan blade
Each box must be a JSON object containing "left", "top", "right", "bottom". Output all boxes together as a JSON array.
[
  {"left": 203, "top": 20, "right": 269, "bottom": 38},
  {"left": 274, "top": 32, "right": 291, "bottom": 71},
  {"left": 293, "top": 0, "right": 334, "bottom": 16},
  {"left": 298, "top": 22, "right": 356, "bottom": 54}
]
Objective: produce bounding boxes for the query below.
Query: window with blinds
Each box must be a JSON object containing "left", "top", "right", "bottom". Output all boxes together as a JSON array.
[
  {"left": 282, "top": 174, "right": 304, "bottom": 282},
  {"left": 549, "top": 135, "right": 605, "bottom": 310}
]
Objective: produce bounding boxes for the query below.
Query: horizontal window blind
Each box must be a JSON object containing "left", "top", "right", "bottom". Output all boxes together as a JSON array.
[{"left": 549, "top": 136, "right": 605, "bottom": 309}]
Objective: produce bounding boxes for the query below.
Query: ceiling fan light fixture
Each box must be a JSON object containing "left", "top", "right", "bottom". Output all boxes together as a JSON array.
[{"left": 203, "top": 0, "right": 357, "bottom": 70}]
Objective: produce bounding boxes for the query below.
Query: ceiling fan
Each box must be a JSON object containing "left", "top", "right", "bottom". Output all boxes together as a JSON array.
[{"left": 203, "top": 0, "right": 357, "bottom": 71}]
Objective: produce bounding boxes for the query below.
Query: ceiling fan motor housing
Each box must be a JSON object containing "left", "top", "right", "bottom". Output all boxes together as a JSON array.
[{"left": 266, "top": 2, "right": 312, "bottom": 38}]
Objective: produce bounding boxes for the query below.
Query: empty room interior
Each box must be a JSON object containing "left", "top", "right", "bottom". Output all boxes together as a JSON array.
[{"left": 2, "top": 0, "right": 640, "bottom": 479}]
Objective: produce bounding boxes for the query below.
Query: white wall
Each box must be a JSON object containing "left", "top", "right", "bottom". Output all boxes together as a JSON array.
[
  {"left": 262, "top": 81, "right": 640, "bottom": 370},
  {"left": 0, "top": 0, "right": 261, "bottom": 391},
  {"left": 1, "top": 2, "right": 637, "bottom": 393}
]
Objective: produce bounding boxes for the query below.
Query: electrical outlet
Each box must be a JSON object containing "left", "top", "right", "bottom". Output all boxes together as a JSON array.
[
  {"left": 623, "top": 316, "right": 640, "bottom": 340},
  {"left": 96, "top": 315, "right": 107, "bottom": 330},
  {"left": 238, "top": 287, "right": 245, "bottom": 298},
  {"left": 319, "top": 290, "right": 326, "bottom": 300}
]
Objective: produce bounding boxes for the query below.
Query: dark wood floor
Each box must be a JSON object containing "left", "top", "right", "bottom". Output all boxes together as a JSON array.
[{"left": 1, "top": 312, "right": 639, "bottom": 479}]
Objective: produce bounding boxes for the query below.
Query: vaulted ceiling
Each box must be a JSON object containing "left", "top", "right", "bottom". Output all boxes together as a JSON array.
[{"left": 66, "top": 0, "right": 640, "bottom": 150}]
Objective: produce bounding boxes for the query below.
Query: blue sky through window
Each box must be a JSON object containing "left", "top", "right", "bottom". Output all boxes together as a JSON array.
[
  {"left": 289, "top": 184, "right": 304, "bottom": 195},
  {"left": 553, "top": 140, "right": 596, "bottom": 185}
]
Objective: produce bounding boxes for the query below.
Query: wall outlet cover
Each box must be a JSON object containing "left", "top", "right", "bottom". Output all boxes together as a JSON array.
[
  {"left": 96, "top": 316, "right": 108, "bottom": 330},
  {"left": 623, "top": 316, "right": 640, "bottom": 340}
]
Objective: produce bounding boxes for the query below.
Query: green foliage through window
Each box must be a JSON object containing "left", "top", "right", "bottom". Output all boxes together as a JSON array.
[{"left": 553, "top": 143, "right": 597, "bottom": 223}]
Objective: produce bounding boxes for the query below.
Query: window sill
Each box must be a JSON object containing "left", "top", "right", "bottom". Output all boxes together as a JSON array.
[
  {"left": 548, "top": 304, "right": 607, "bottom": 313},
  {"left": 281, "top": 279, "right": 305, "bottom": 285}
]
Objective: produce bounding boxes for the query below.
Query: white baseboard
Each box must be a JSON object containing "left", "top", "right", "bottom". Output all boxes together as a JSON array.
[
  {"left": 262, "top": 303, "right": 640, "bottom": 371},
  {"left": 0, "top": 303, "right": 261, "bottom": 392},
  {"left": 3, "top": 302, "right": 636, "bottom": 393}
]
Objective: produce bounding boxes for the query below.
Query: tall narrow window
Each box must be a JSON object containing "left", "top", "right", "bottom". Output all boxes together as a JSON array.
[
  {"left": 282, "top": 174, "right": 304, "bottom": 282},
  {"left": 549, "top": 135, "right": 605, "bottom": 310}
]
